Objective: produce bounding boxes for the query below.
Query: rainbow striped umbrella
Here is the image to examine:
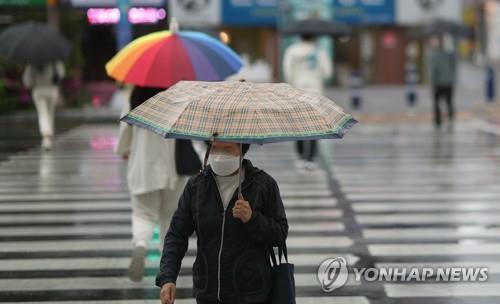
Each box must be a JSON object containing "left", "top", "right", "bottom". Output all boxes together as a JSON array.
[{"left": 105, "top": 22, "right": 242, "bottom": 88}]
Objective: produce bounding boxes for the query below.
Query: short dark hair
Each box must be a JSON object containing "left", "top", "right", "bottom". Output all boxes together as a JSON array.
[
  {"left": 204, "top": 141, "right": 251, "bottom": 155},
  {"left": 301, "top": 33, "right": 315, "bottom": 42},
  {"left": 241, "top": 143, "right": 250, "bottom": 155},
  {"left": 130, "top": 86, "right": 165, "bottom": 110}
]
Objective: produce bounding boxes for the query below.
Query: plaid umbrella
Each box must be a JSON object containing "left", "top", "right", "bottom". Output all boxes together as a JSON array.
[
  {"left": 121, "top": 80, "right": 356, "bottom": 145},
  {"left": 121, "top": 80, "right": 357, "bottom": 198}
]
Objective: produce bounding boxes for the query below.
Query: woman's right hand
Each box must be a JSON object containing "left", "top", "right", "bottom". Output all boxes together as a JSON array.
[{"left": 160, "top": 282, "right": 176, "bottom": 304}]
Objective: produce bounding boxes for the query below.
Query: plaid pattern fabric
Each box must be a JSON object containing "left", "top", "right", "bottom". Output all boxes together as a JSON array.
[{"left": 121, "top": 80, "right": 357, "bottom": 144}]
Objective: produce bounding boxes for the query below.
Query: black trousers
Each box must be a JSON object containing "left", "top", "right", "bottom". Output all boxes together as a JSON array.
[
  {"left": 296, "top": 140, "right": 317, "bottom": 161},
  {"left": 433, "top": 85, "right": 454, "bottom": 126}
]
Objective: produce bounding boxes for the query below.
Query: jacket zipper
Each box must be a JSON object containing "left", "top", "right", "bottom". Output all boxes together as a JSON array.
[
  {"left": 211, "top": 172, "right": 227, "bottom": 302},
  {"left": 217, "top": 207, "right": 227, "bottom": 301},
  {"left": 209, "top": 170, "right": 256, "bottom": 302}
]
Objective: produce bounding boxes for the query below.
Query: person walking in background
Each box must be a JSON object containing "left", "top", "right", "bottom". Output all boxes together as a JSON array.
[
  {"left": 283, "top": 34, "right": 332, "bottom": 170},
  {"left": 429, "top": 36, "right": 457, "bottom": 128},
  {"left": 116, "top": 86, "right": 201, "bottom": 282},
  {"left": 22, "top": 61, "right": 65, "bottom": 150}
]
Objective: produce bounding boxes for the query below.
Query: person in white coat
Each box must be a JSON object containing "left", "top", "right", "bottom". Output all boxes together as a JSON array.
[
  {"left": 116, "top": 87, "right": 196, "bottom": 282},
  {"left": 22, "top": 62, "right": 65, "bottom": 150},
  {"left": 283, "top": 34, "right": 332, "bottom": 170}
]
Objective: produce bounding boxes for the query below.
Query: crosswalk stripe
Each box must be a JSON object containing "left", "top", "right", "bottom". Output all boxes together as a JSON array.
[
  {"left": 348, "top": 193, "right": 500, "bottom": 200},
  {"left": 0, "top": 274, "right": 364, "bottom": 291},
  {"left": 354, "top": 202, "right": 500, "bottom": 212},
  {"left": 0, "top": 222, "right": 345, "bottom": 236},
  {"left": 0, "top": 236, "right": 354, "bottom": 252},
  {"left": 357, "top": 213, "right": 500, "bottom": 225},
  {"left": 384, "top": 283, "right": 500, "bottom": 297},
  {"left": 0, "top": 254, "right": 361, "bottom": 271},
  {"left": 0, "top": 297, "right": 371, "bottom": 304},
  {"left": 0, "top": 209, "right": 343, "bottom": 224},
  {"left": 368, "top": 243, "right": 500, "bottom": 256},
  {"left": 363, "top": 227, "right": 500, "bottom": 239}
]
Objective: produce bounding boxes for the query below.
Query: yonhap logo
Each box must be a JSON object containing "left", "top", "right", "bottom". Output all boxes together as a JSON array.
[
  {"left": 317, "top": 257, "right": 349, "bottom": 292},
  {"left": 317, "top": 257, "right": 489, "bottom": 292}
]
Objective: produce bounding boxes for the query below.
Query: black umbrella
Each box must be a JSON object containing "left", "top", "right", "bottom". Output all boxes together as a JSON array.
[
  {"left": 282, "top": 18, "right": 352, "bottom": 37},
  {"left": 0, "top": 22, "right": 71, "bottom": 67},
  {"left": 408, "top": 19, "right": 474, "bottom": 39}
]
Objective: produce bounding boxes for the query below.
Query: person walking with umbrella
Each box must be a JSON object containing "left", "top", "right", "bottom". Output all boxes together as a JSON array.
[
  {"left": 120, "top": 80, "right": 356, "bottom": 304},
  {"left": 283, "top": 34, "right": 333, "bottom": 170},
  {"left": 0, "top": 22, "right": 71, "bottom": 151},
  {"left": 22, "top": 61, "right": 65, "bottom": 150},
  {"left": 159, "top": 140, "right": 288, "bottom": 304},
  {"left": 109, "top": 19, "right": 243, "bottom": 282},
  {"left": 116, "top": 86, "right": 203, "bottom": 282}
]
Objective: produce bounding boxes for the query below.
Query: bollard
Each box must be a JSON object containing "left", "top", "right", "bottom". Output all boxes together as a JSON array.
[
  {"left": 486, "top": 66, "right": 496, "bottom": 103},
  {"left": 350, "top": 71, "right": 363, "bottom": 110},
  {"left": 405, "top": 62, "right": 419, "bottom": 107}
]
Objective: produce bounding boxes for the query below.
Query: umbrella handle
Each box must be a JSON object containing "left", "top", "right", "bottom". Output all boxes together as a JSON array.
[
  {"left": 238, "top": 142, "right": 244, "bottom": 201},
  {"left": 203, "top": 142, "right": 212, "bottom": 171}
]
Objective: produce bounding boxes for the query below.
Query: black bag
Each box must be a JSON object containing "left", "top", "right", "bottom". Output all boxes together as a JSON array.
[
  {"left": 175, "top": 139, "right": 202, "bottom": 175},
  {"left": 269, "top": 242, "right": 296, "bottom": 304}
]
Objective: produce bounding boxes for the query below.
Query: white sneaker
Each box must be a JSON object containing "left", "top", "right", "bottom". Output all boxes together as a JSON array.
[
  {"left": 128, "top": 245, "right": 147, "bottom": 282},
  {"left": 304, "top": 161, "right": 319, "bottom": 171},
  {"left": 41, "top": 137, "right": 52, "bottom": 151},
  {"left": 295, "top": 159, "right": 306, "bottom": 169}
]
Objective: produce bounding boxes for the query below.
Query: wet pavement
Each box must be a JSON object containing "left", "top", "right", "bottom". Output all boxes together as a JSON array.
[
  {"left": 0, "top": 120, "right": 499, "bottom": 303},
  {"left": 0, "top": 113, "right": 87, "bottom": 161}
]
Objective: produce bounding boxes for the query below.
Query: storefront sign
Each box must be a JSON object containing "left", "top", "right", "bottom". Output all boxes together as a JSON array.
[
  {"left": 87, "top": 7, "right": 166, "bottom": 24},
  {"left": 71, "top": 0, "right": 164, "bottom": 7},
  {"left": 222, "top": 0, "right": 278, "bottom": 26},
  {"left": 333, "top": 0, "right": 395, "bottom": 25},
  {"left": 0, "top": 0, "right": 45, "bottom": 5},
  {"left": 396, "top": 0, "right": 462, "bottom": 25}
]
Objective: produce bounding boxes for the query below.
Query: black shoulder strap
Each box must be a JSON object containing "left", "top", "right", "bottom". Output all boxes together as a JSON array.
[
  {"left": 268, "top": 246, "right": 278, "bottom": 267},
  {"left": 277, "top": 241, "right": 289, "bottom": 264}
]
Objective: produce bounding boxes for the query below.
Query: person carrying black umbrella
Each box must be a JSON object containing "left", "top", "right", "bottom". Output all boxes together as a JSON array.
[{"left": 22, "top": 62, "right": 65, "bottom": 150}]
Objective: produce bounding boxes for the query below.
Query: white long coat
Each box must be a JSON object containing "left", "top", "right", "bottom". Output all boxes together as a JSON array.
[
  {"left": 115, "top": 100, "right": 179, "bottom": 196},
  {"left": 283, "top": 41, "right": 332, "bottom": 94}
]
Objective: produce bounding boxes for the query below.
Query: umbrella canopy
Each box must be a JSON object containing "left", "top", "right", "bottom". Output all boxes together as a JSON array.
[
  {"left": 282, "top": 18, "right": 351, "bottom": 37},
  {"left": 408, "top": 19, "right": 474, "bottom": 39},
  {"left": 0, "top": 22, "right": 71, "bottom": 67},
  {"left": 106, "top": 23, "right": 243, "bottom": 88},
  {"left": 121, "top": 80, "right": 357, "bottom": 145}
]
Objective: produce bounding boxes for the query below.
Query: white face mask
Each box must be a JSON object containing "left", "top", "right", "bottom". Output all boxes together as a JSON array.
[{"left": 209, "top": 153, "right": 240, "bottom": 177}]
